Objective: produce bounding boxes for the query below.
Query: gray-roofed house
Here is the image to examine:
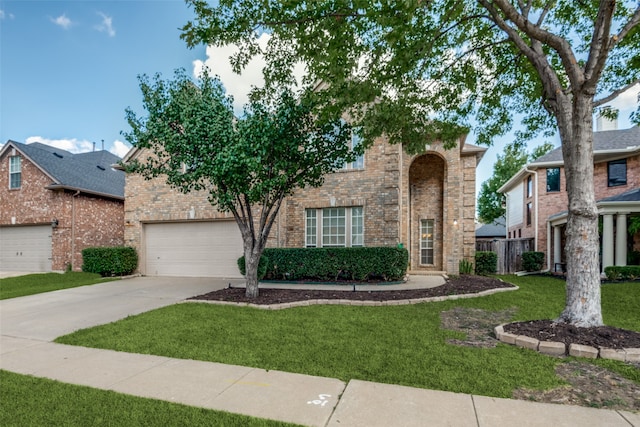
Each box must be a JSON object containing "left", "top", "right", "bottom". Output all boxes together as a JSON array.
[
  {"left": 498, "top": 125, "right": 640, "bottom": 273},
  {"left": 475, "top": 216, "right": 506, "bottom": 241},
  {"left": 0, "top": 140, "right": 125, "bottom": 272}
]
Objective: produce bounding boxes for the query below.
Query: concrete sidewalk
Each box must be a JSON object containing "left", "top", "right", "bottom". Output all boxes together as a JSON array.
[{"left": 1, "top": 276, "right": 638, "bottom": 426}]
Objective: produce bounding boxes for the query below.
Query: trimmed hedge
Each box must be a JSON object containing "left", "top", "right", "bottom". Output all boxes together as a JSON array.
[
  {"left": 249, "top": 247, "right": 408, "bottom": 281},
  {"left": 475, "top": 251, "right": 497, "bottom": 275},
  {"left": 237, "top": 255, "right": 270, "bottom": 280},
  {"left": 522, "top": 251, "right": 544, "bottom": 272},
  {"left": 82, "top": 246, "right": 138, "bottom": 277},
  {"left": 604, "top": 265, "right": 640, "bottom": 281}
]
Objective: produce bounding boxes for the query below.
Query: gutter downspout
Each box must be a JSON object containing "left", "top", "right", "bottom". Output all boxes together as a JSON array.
[{"left": 72, "top": 190, "right": 80, "bottom": 270}]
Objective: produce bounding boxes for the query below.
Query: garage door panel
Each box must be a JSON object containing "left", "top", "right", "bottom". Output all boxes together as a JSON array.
[
  {"left": 0, "top": 226, "right": 52, "bottom": 272},
  {"left": 144, "top": 221, "right": 243, "bottom": 278}
]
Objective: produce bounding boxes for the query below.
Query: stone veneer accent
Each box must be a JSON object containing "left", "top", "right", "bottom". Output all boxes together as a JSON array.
[{"left": 494, "top": 324, "right": 640, "bottom": 363}]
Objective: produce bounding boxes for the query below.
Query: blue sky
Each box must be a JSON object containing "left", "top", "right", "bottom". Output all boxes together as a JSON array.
[{"left": 1, "top": 1, "right": 638, "bottom": 198}]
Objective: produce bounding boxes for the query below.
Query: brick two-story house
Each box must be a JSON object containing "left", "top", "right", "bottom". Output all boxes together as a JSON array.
[
  {"left": 121, "top": 134, "right": 485, "bottom": 277},
  {"left": 498, "top": 126, "right": 640, "bottom": 272},
  {"left": 0, "top": 141, "right": 125, "bottom": 272}
]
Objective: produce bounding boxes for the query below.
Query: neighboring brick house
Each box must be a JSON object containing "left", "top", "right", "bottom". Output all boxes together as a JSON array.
[
  {"left": 120, "top": 134, "right": 485, "bottom": 277},
  {"left": 0, "top": 140, "right": 125, "bottom": 272},
  {"left": 498, "top": 126, "right": 640, "bottom": 272}
]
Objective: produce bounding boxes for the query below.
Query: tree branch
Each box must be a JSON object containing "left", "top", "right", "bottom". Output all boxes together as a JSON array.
[
  {"left": 583, "top": 1, "right": 616, "bottom": 91},
  {"left": 484, "top": 0, "right": 584, "bottom": 90},
  {"left": 615, "top": 6, "right": 640, "bottom": 42},
  {"left": 593, "top": 79, "right": 640, "bottom": 107}
]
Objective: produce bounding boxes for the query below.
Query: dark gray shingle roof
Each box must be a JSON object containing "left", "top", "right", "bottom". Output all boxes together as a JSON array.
[
  {"left": 7, "top": 140, "right": 125, "bottom": 199},
  {"left": 475, "top": 216, "right": 506, "bottom": 238},
  {"left": 532, "top": 126, "right": 640, "bottom": 164},
  {"left": 598, "top": 187, "right": 640, "bottom": 203}
]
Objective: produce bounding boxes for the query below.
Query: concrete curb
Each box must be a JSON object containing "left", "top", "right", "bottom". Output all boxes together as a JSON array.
[
  {"left": 181, "top": 285, "right": 520, "bottom": 310},
  {"left": 494, "top": 324, "right": 640, "bottom": 362}
]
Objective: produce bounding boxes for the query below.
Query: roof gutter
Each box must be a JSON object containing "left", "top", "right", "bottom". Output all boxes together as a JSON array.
[
  {"left": 525, "top": 165, "right": 539, "bottom": 251},
  {"left": 45, "top": 184, "right": 124, "bottom": 201}
]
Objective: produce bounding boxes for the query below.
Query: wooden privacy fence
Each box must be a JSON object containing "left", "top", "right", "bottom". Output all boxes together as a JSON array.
[{"left": 476, "top": 238, "right": 535, "bottom": 274}]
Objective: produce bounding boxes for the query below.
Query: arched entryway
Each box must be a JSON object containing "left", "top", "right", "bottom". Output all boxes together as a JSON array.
[{"left": 408, "top": 154, "right": 445, "bottom": 271}]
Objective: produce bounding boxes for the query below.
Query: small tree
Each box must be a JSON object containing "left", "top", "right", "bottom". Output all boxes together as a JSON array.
[
  {"left": 123, "top": 70, "right": 354, "bottom": 298},
  {"left": 478, "top": 142, "right": 553, "bottom": 224}
]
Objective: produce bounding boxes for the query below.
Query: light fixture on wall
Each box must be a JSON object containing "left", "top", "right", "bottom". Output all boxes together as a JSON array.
[
  {"left": 453, "top": 219, "right": 458, "bottom": 226},
  {"left": 51, "top": 219, "right": 59, "bottom": 228}
]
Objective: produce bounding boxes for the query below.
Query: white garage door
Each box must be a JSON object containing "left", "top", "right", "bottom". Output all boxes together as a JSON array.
[
  {"left": 144, "top": 221, "right": 244, "bottom": 277},
  {"left": 0, "top": 225, "right": 52, "bottom": 272}
]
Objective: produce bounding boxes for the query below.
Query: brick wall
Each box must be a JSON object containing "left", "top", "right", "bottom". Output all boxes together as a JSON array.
[
  {"left": 125, "top": 137, "right": 480, "bottom": 275},
  {"left": 0, "top": 149, "right": 124, "bottom": 271}
]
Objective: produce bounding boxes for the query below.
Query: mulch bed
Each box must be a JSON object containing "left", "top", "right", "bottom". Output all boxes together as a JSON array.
[
  {"left": 188, "top": 274, "right": 515, "bottom": 304},
  {"left": 503, "top": 320, "right": 640, "bottom": 349}
]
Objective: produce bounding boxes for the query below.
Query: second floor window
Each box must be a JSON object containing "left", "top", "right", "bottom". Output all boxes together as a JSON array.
[
  {"left": 608, "top": 159, "right": 627, "bottom": 187},
  {"left": 9, "top": 156, "right": 21, "bottom": 189},
  {"left": 526, "top": 176, "right": 532, "bottom": 198},
  {"left": 546, "top": 168, "right": 560, "bottom": 192},
  {"left": 343, "top": 129, "right": 364, "bottom": 170}
]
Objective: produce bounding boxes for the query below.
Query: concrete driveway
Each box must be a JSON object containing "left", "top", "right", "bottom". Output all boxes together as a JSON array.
[{"left": 0, "top": 276, "right": 243, "bottom": 341}]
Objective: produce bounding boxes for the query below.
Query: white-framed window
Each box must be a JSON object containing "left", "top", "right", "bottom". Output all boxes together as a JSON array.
[
  {"left": 305, "top": 206, "right": 364, "bottom": 247},
  {"left": 9, "top": 156, "right": 21, "bottom": 189},
  {"left": 420, "top": 219, "right": 434, "bottom": 265},
  {"left": 343, "top": 128, "right": 365, "bottom": 170}
]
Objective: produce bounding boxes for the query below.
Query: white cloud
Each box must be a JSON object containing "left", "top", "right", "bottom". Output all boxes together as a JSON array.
[
  {"left": 0, "top": 9, "right": 14, "bottom": 20},
  {"left": 110, "top": 139, "right": 131, "bottom": 158},
  {"left": 51, "top": 14, "right": 73, "bottom": 30},
  {"left": 193, "top": 33, "right": 305, "bottom": 112},
  {"left": 607, "top": 83, "right": 640, "bottom": 111},
  {"left": 26, "top": 136, "right": 94, "bottom": 153},
  {"left": 95, "top": 12, "right": 115, "bottom": 37}
]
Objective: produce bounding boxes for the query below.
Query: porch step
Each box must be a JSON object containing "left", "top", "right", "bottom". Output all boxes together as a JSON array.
[{"left": 407, "top": 270, "right": 448, "bottom": 277}]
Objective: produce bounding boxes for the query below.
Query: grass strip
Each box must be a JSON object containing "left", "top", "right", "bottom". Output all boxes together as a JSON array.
[
  {"left": 0, "top": 272, "right": 116, "bottom": 300},
  {"left": 0, "top": 370, "right": 300, "bottom": 427},
  {"left": 56, "top": 276, "right": 639, "bottom": 399}
]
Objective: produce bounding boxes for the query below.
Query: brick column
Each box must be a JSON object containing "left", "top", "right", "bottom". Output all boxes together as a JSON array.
[
  {"left": 602, "top": 214, "right": 614, "bottom": 271},
  {"left": 615, "top": 213, "right": 628, "bottom": 266}
]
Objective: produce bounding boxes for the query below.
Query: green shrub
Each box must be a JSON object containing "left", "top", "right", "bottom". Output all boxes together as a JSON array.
[
  {"left": 475, "top": 251, "right": 497, "bottom": 275},
  {"left": 459, "top": 259, "right": 474, "bottom": 275},
  {"left": 604, "top": 265, "right": 640, "bottom": 281},
  {"left": 257, "top": 247, "right": 408, "bottom": 282},
  {"left": 82, "top": 246, "right": 138, "bottom": 277},
  {"left": 237, "top": 255, "right": 270, "bottom": 280},
  {"left": 628, "top": 250, "right": 640, "bottom": 265},
  {"left": 522, "top": 251, "right": 544, "bottom": 272}
]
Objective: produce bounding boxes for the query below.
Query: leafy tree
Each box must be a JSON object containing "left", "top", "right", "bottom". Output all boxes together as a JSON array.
[
  {"left": 181, "top": 1, "right": 639, "bottom": 327},
  {"left": 477, "top": 142, "right": 553, "bottom": 224},
  {"left": 122, "top": 70, "right": 354, "bottom": 298}
]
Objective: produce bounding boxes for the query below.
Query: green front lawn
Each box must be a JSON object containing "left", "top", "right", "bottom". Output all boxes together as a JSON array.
[
  {"left": 56, "top": 276, "right": 639, "bottom": 399},
  {"left": 0, "top": 272, "right": 116, "bottom": 300},
  {"left": 0, "top": 370, "right": 299, "bottom": 427}
]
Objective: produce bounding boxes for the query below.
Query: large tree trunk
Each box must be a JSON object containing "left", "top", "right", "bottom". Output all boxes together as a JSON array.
[
  {"left": 556, "top": 95, "right": 603, "bottom": 327},
  {"left": 243, "top": 242, "right": 263, "bottom": 299}
]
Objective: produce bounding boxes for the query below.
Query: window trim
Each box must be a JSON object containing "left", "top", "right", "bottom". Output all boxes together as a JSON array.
[
  {"left": 305, "top": 206, "right": 364, "bottom": 248},
  {"left": 342, "top": 129, "right": 365, "bottom": 170},
  {"left": 607, "top": 159, "right": 627, "bottom": 187},
  {"left": 9, "top": 155, "right": 22, "bottom": 189},
  {"left": 419, "top": 219, "right": 435, "bottom": 265}
]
